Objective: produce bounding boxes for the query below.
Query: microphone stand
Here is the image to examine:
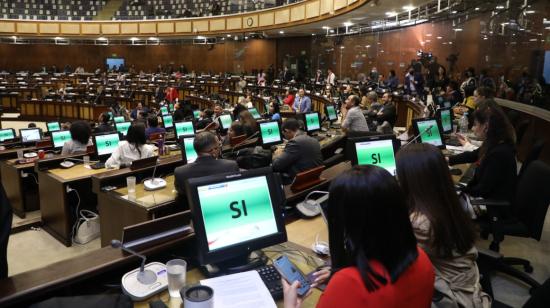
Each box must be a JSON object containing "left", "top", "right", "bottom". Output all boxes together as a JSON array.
[{"left": 402, "top": 125, "right": 434, "bottom": 148}]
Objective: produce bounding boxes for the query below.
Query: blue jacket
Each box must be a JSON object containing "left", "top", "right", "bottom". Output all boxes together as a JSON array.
[{"left": 293, "top": 96, "right": 312, "bottom": 113}]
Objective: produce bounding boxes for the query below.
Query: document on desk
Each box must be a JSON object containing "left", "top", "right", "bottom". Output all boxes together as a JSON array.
[{"left": 200, "top": 270, "right": 276, "bottom": 308}]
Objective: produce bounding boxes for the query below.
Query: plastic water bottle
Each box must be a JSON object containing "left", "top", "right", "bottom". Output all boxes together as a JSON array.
[{"left": 459, "top": 112, "right": 469, "bottom": 134}]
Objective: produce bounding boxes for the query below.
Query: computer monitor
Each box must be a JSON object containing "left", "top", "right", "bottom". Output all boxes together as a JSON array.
[
  {"left": 162, "top": 115, "right": 174, "bottom": 129},
  {"left": 412, "top": 118, "right": 445, "bottom": 149},
  {"left": 46, "top": 121, "right": 61, "bottom": 132},
  {"left": 51, "top": 130, "right": 71, "bottom": 149},
  {"left": 113, "top": 116, "right": 125, "bottom": 123},
  {"left": 160, "top": 106, "right": 169, "bottom": 115},
  {"left": 218, "top": 114, "right": 233, "bottom": 130},
  {"left": 19, "top": 128, "right": 42, "bottom": 145},
  {"left": 259, "top": 121, "right": 283, "bottom": 146},
  {"left": 180, "top": 136, "right": 198, "bottom": 164},
  {"left": 347, "top": 134, "right": 400, "bottom": 176},
  {"left": 185, "top": 167, "right": 287, "bottom": 267},
  {"left": 169, "top": 103, "right": 175, "bottom": 112},
  {"left": 303, "top": 112, "right": 321, "bottom": 134},
  {"left": 248, "top": 108, "right": 261, "bottom": 120},
  {"left": 115, "top": 121, "right": 131, "bottom": 137},
  {"left": 0, "top": 128, "right": 15, "bottom": 142},
  {"left": 93, "top": 132, "right": 120, "bottom": 160},
  {"left": 175, "top": 121, "right": 195, "bottom": 139},
  {"left": 193, "top": 110, "right": 201, "bottom": 119},
  {"left": 325, "top": 105, "right": 338, "bottom": 122},
  {"left": 438, "top": 108, "right": 453, "bottom": 134}
]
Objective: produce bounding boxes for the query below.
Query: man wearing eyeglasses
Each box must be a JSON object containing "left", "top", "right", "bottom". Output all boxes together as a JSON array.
[{"left": 174, "top": 131, "right": 239, "bottom": 210}]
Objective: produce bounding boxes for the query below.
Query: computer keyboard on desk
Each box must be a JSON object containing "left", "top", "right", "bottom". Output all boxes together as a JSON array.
[
  {"left": 90, "top": 162, "right": 105, "bottom": 169},
  {"left": 256, "top": 265, "right": 283, "bottom": 300}
]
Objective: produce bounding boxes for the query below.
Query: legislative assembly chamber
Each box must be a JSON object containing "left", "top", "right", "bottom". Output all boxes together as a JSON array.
[{"left": 0, "top": 0, "right": 549, "bottom": 307}]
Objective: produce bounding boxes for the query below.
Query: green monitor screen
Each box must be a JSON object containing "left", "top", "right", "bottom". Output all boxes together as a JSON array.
[
  {"left": 113, "top": 116, "right": 125, "bottom": 123},
  {"left": 115, "top": 122, "right": 131, "bottom": 136},
  {"left": 304, "top": 112, "right": 321, "bottom": 132},
  {"left": 160, "top": 106, "right": 169, "bottom": 115},
  {"left": 193, "top": 110, "right": 201, "bottom": 119},
  {"left": 47, "top": 122, "right": 61, "bottom": 132},
  {"left": 326, "top": 105, "right": 337, "bottom": 121},
  {"left": 162, "top": 115, "right": 174, "bottom": 129},
  {"left": 259, "top": 121, "right": 282, "bottom": 146},
  {"left": 0, "top": 129, "right": 15, "bottom": 142},
  {"left": 218, "top": 114, "right": 232, "bottom": 130},
  {"left": 51, "top": 130, "right": 71, "bottom": 148},
  {"left": 440, "top": 109, "right": 452, "bottom": 133},
  {"left": 94, "top": 133, "right": 120, "bottom": 156},
  {"left": 175, "top": 121, "right": 194, "bottom": 138},
  {"left": 415, "top": 119, "right": 443, "bottom": 147},
  {"left": 248, "top": 108, "right": 261, "bottom": 120},
  {"left": 354, "top": 138, "right": 397, "bottom": 176},
  {"left": 169, "top": 103, "right": 175, "bottom": 112},
  {"left": 196, "top": 175, "right": 278, "bottom": 251},
  {"left": 182, "top": 137, "right": 198, "bottom": 164}
]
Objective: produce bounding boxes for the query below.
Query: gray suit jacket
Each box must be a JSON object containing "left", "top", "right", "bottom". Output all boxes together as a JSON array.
[
  {"left": 272, "top": 131, "right": 323, "bottom": 179},
  {"left": 174, "top": 156, "right": 240, "bottom": 209}
]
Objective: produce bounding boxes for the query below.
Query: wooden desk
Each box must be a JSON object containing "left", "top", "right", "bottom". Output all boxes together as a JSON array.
[
  {"left": 19, "top": 100, "right": 110, "bottom": 122},
  {"left": 0, "top": 158, "right": 39, "bottom": 218}
]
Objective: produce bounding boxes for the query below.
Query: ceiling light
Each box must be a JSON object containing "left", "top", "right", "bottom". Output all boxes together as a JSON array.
[
  {"left": 385, "top": 11, "right": 397, "bottom": 17},
  {"left": 483, "top": 37, "right": 488, "bottom": 40},
  {"left": 340, "top": 46, "right": 345, "bottom": 49},
  {"left": 329, "top": 30, "right": 334, "bottom": 33},
  {"left": 403, "top": 5, "right": 415, "bottom": 11},
  {"left": 11, "top": 36, "right": 17, "bottom": 40},
  {"left": 475, "top": 7, "right": 480, "bottom": 11},
  {"left": 196, "top": 35, "right": 206, "bottom": 40},
  {"left": 453, "top": 28, "right": 463, "bottom": 31},
  {"left": 279, "top": 31, "right": 284, "bottom": 34},
  {"left": 426, "top": 33, "right": 432, "bottom": 36},
  {"left": 425, "top": 39, "right": 431, "bottom": 42},
  {"left": 322, "top": 26, "right": 330, "bottom": 30},
  {"left": 54, "top": 36, "right": 64, "bottom": 40},
  {"left": 529, "top": 38, "right": 537, "bottom": 42},
  {"left": 226, "top": 34, "right": 231, "bottom": 37},
  {"left": 148, "top": 37, "right": 158, "bottom": 40},
  {"left": 496, "top": 5, "right": 505, "bottom": 9},
  {"left": 451, "top": 10, "right": 457, "bottom": 14},
  {"left": 365, "top": 45, "right": 371, "bottom": 48},
  {"left": 97, "top": 37, "right": 107, "bottom": 41},
  {"left": 311, "top": 33, "right": 315, "bottom": 36},
  {"left": 449, "top": 42, "right": 453, "bottom": 44},
  {"left": 525, "top": 10, "right": 535, "bottom": 14},
  {"left": 436, "top": 36, "right": 442, "bottom": 39},
  {"left": 343, "top": 22, "right": 353, "bottom": 27},
  {"left": 130, "top": 37, "right": 139, "bottom": 41}
]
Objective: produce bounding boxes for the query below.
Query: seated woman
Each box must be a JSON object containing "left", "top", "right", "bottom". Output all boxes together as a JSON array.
[
  {"left": 448, "top": 101, "right": 517, "bottom": 203},
  {"left": 396, "top": 143, "right": 491, "bottom": 307},
  {"left": 238, "top": 110, "right": 258, "bottom": 137},
  {"left": 269, "top": 101, "right": 281, "bottom": 121},
  {"left": 105, "top": 122, "right": 154, "bottom": 168},
  {"left": 283, "top": 89, "right": 296, "bottom": 109},
  {"left": 284, "top": 165, "right": 434, "bottom": 308},
  {"left": 145, "top": 115, "right": 166, "bottom": 139},
  {"left": 61, "top": 120, "right": 92, "bottom": 155}
]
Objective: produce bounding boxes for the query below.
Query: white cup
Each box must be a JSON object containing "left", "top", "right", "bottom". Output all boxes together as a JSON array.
[{"left": 126, "top": 176, "right": 136, "bottom": 200}]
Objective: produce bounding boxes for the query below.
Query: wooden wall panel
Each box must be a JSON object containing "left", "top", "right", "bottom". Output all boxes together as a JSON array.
[
  {"left": 243, "top": 15, "right": 258, "bottom": 29},
  {"left": 60, "top": 23, "right": 80, "bottom": 34},
  {"left": 334, "top": 0, "right": 347, "bottom": 10},
  {"left": 291, "top": 5, "right": 306, "bottom": 22},
  {"left": 175, "top": 21, "right": 191, "bottom": 33},
  {"left": 81, "top": 24, "right": 100, "bottom": 35},
  {"left": 157, "top": 22, "right": 174, "bottom": 33},
  {"left": 17, "top": 23, "right": 38, "bottom": 33},
  {"left": 0, "top": 22, "right": 16, "bottom": 33},
  {"left": 226, "top": 18, "right": 242, "bottom": 30},
  {"left": 306, "top": 1, "right": 320, "bottom": 18},
  {"left": 101, "top": 24, "right": 120, "bottom": 35},
  {"left": 120, "top": 23, "right": 138, "bottom": 34},
  {"left": 259, "top": 13, "right": 274, "bottom": 27},
  {"left": 192, "top": 20, "right": 209, "bottom": 32},
  {"left": 209, "top": 19, "right": 225, "bottom": 31},
  {"left": 139, "top": 23, "right": 156, "bottom": 34},
  {"left": 275, "top": 10, "right": 290, "bottom": 24},
  {"left": 39, "top": 23, "right": 59, "bottom": 34}
]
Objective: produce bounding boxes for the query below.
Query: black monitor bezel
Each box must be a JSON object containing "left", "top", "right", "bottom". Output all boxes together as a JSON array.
[
  {"left": 259, "top": 120, "right": 283, "bottom": 147},
  {"left": 51, "top": 130, "right": 72, "bottom": 149},
  {"left": 19, "top": 128, "right": 43, "bottom": 145},
  {"left": 92, "top": 131, "right": 121, "bottom": 160},
  {"left": 346, "top": 134, "right": 400, "bottom": 171},
  {"left": 324, "top": 105, "right": 338, "bottom": 122},
  {"left": 302, "top": 112, "right": 321, "bottom": 134},
  {"left": 174, "top": 121, "right": 196, "bottom": 139},
  {"left": 0, "top": 128, "right": 16, "bottom": 143},
  {"left": 185, "top": 167, "right": 287, "bottom": 266},
  {"left": 46, "top": 121, "right": 61, "bottom": 132},
  {"left": 412, "top": 117, "right": 446, "bottom": 149},
  {"left": 179, "top": 136, "right": 197, "bottom": 165},
  {"left": 218, "top": 113, "right": 233, "bottom": 131},
  {"left": 437, "top": 107, "right": 454, "bottom": 134}
]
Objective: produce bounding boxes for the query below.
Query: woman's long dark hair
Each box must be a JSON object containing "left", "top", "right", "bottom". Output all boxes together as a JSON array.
[
  {"left": 126, "top": 122, "right": 147, "bottom": 157},
  {"left": 396, "top": 143, "right": 476, "bottom": 257},
  {"left": 328, "top": 165, "right": 419, "bottom": 291},
  {"left": 473, "top": 100, "right": 516, "bottom": 160}
]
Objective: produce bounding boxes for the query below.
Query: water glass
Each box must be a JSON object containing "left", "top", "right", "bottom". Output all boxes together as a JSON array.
[
  {"left": 17, "top": 150, "right": 24, "bottom": 159},
  {"left": 126, "top": 176, "right": 136, "bottom": 199},
  {"left": 166, "top": 259, "right": 187, "bottom": 298},
  {"left": 83, "top": 155, "right": 90, "bottom": 166}
]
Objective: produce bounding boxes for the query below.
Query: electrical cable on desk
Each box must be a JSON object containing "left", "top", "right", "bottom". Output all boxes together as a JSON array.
[{"left": 68, "top": 187, "right": 83, "bottom": 246}]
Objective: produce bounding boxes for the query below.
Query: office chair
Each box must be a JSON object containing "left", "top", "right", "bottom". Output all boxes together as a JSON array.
[
  {"left": 0, "top": 183, "right": 13, "bottom": 279},
  {"left": 474, "top": 160, "right": 550, "bottom": 294},
  {"left": 517, "top": 140, "right": 545, "bottom": 180},
  {"left": 491, "top": 277, "right": 550, "bottom": 308}
]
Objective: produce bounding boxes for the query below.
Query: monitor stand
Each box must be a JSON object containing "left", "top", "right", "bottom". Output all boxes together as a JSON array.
[{"left": 199, "top": 250, "right": 268, "bottom": 278}]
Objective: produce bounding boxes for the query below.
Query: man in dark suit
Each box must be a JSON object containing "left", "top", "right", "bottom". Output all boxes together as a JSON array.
[
  {"left": 272, "top": 118, "right": 323, "bottom": 183},
  {"left": 375, "top": 92, "right": 397, "bottom": 129},
  {"left": 93, "top": 112, "right": 116, "bottom": 134},
  {"left": 174, "top": 131, "right": 239, "bottom": 209}
]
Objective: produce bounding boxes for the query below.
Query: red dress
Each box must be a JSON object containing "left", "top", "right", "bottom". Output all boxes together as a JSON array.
[
  {"left": 283, "top": 94, "right": 295, "bottom": 108},
  {"left": 317, "top": 247, "right": 434, "bottom": 308}
]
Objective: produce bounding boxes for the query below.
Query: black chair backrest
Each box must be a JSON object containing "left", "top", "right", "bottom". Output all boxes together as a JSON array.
[
  {"left": 518, "top": 140, "right": 545, "bottom": 179},
  {"left": 515, "top": 160, "right": 550, "bottom": 241},
  {"left": 0, "top": 183, "right": 13, "bottom": 279}
]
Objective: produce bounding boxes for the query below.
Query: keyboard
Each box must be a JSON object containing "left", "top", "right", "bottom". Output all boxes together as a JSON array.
[
  {"left": 90, "top": 162, "right": 105, "bottom": 169},
  {"left": 256, "top": 265, "right": 283, "bottom": 300},
  {"left": 444, "top": 136, "right": 462, "bottom": 147},
  {"left": 314, "top": 135, "right": 326, "bottom": 141}
]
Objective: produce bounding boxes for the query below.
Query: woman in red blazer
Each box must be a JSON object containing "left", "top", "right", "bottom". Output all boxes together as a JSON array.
[{"left": 284, "top": 165, "right": 435, "bottom": 308}]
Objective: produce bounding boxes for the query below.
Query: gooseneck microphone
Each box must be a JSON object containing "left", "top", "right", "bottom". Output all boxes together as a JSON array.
[
  {"left": 111, "top": 239, "right": 157, "bottom": 284},
  {"left": 402, "top": 125, "right": 434, "bottom": 148}
]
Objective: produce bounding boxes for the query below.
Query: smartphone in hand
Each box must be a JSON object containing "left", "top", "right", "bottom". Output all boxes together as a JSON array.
[{"left": 273, "top": 255, "right": 311, "bottom": 296}]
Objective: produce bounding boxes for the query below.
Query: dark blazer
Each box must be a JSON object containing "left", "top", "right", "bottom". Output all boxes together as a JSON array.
[
  {"left": 272, "top": 131, "right": 323, "bottom": 179},
  {"left": 449, "top": 143, "right": 517, "bottom": 202},
  {"left": 174, "top": 156, "right": 240, "bottom": 209},
  {"left": 0, "top": 184, "right": 12, "bottom": 279},
  {"left": 376, "top": 102, "right": 397, "bottom": 127},
  {"left": 94, "top": 123, "right": 116, "bottom": 134}
]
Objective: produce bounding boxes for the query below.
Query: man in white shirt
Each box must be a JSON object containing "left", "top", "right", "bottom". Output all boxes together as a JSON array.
[
  {"left": 326, "top": 69, "right": 336, "bottom": 86},
  {"left": 342, "top": 95, "right": 369, "bottom": 134}
]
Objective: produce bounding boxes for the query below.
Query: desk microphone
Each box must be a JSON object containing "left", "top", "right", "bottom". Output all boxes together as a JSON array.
[
  {"left": 111, "top": 239, "right": 157, "bottom": 284},
  {"left": 402, "top": 125, "right": 433, "bottom": 148},
  {"left": 143, "top": 157, "right": 167, "bottom": 191}
]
